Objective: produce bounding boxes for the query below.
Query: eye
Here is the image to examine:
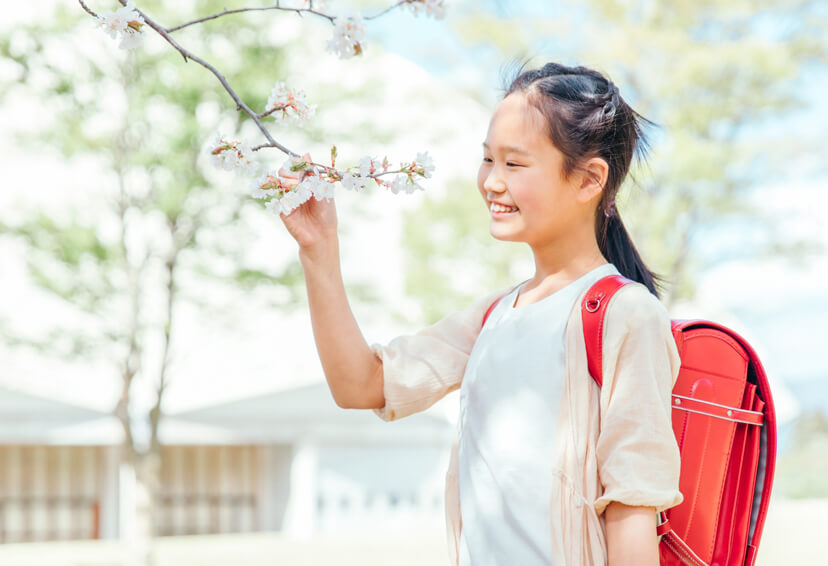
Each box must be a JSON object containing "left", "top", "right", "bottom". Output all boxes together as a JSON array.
[{"left": 481, "top": 157, "right": 521, "bottom": 167}]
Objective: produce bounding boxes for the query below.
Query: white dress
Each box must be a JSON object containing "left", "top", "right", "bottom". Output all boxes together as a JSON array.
[{"left": 457, "top": 262, "right": 621, "bottom": 566}]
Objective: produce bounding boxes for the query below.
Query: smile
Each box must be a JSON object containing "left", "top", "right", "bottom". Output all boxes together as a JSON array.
[{"left": 490, "top": 202, "right": 519, "bottom": 215}]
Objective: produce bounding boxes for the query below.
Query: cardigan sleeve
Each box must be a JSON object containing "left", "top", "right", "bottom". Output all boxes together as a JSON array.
[
  {"left": 593, "top": 284, "right": 684, "bottom": 516},
  {"left": 370, "top": 285, "right": 514, "bottom": 422}
]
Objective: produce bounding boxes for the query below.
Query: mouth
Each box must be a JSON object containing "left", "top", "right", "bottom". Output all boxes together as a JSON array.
[{"left": 490, "top": 202, "right": 519, "bottom": 216}]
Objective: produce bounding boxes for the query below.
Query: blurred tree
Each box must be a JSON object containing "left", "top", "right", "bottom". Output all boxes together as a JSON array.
[
  {"left": 776, "top": 408, "right": 828, "bottom": 498},
  {"left": 0, "top": 0, "right": 381, "bottom": 560},
  {"left": 401, "top": 0, "right": 828, "bottom": 321}
]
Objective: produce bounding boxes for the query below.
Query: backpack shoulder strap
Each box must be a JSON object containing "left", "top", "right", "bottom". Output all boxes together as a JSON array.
[
  {"left": 482, "top": 295, "right": 504, "bottom": 327},
  {"left": 581, "top": 274, "right": 635, "bottom": 387},
  {"left": 481, "top": 279, "right": 528, "bottom": 327}
]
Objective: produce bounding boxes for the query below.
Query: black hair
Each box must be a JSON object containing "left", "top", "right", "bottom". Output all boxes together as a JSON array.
[{"left": 499, "top": 59, "right": 665, "bottom": 298}]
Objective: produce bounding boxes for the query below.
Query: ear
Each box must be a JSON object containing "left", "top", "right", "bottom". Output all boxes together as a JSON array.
[{"left": 576, "top": 157, "right": 609, "bottom": 205}]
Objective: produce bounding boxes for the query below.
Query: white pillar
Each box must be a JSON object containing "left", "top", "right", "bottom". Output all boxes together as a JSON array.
[
  {"left": 98, "top": 446, "right": 120, "bottom": 539},
  {"left": 118, "top": 461, "right": 136, "bottom": 542},
  {"left": 256, "top": 445, "right": 274, "bottom": 532},
  {"left": 282, "top": 440, "right": 318, "bottom": 540}
]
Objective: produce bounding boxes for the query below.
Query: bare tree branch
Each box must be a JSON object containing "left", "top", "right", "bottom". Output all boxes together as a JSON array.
[
  {"left": 79, "top": 0, "right": 437, "bottom": 185},
  {"left": 114, "top": 166, "right": 145, "bottom": 463},
  {"left": 90, "top": 1, "right": 295, "bottom": 156},
  {"left": 365, "top": 0, "right": 414, "bottom": 20},
  {"left": 166, "top": 0, "right": 414, "bottom": 33},
  {"left": 148, "top": 240, "right": 179, "bottom": 455},
  {"left": 256, "top": 103, "right": 291, "bottom": 119},
  {"left": 167, "top": 1, "right": 334, "bottom": 33},
  {"left": 78, "top": 0, "right": 98, "bottom": 18}
]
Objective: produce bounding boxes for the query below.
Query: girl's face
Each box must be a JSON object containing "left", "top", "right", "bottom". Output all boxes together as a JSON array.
[{"left": 477, "top": 92, "right": 587, "bottom": 248}]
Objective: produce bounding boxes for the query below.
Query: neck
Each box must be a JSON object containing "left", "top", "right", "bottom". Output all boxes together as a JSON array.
[{"left": 526, "top": 223, "right": 607, "bottom": 287}]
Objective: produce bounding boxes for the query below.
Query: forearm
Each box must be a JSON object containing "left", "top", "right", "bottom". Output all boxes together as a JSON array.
[
  {"left": 605, "top": 502, "right": 659, "bottom": 566},
  {"left": 299, "top": 240, "right": 384, "bottom": 409}
]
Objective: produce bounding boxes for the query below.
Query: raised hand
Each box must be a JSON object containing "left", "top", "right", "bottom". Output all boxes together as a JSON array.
[{"left": 276, "top": 153, "right": 338, "bottom": 253}]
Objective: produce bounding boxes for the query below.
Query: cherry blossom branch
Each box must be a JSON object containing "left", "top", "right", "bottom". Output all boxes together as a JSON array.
[
  {"left": 78, "top": 0, "right": 98, "bottom": 18},
  {"left": 104, "top": 0, "right": 296, "bottom": 155},
  {"left": 165, "top": 1, "right": 415, "bottom": 34},
  {"left": 82, "top": 0, "right": 444, "bottom": 215},
  {"left": 365, "top": 1, "right": 414, "bottom": 20},
  {"left": 167, "top": 2, "right": 334, "bottom": 33},
  {"left": 256, "top": 104, "right": 291, "bottom": 119}
]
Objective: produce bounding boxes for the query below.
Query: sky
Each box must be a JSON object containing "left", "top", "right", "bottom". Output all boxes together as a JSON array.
[{"left": 1, "top": 1, "right": 826, "bottom": 429}]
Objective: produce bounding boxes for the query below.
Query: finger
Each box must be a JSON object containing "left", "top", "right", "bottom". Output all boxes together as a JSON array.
[{"left": 278, "top": 166, "right": 299, "bottom": 179}]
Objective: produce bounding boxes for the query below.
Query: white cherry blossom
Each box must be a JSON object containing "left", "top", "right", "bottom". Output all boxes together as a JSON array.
[
  {"left": 250, "top": 172, "right": 280, "bottom": 199},
  {"left": 326, "top": 14, "right": 366, "bottom": 59},
  {"left": 387, "top": 175, "right": 408, "bottom": 194},
  {"left": 272, "top": 182, "right": 314, "bottom": 215},
  {"left": 414, "top": 150, "right": 435, "bottom": 178},
  {"left": 97, "top": 1, "right": 146, "bottom": 50},
  {"left": 405, "top": 0, "right": 447, "bottom": 19},
  {"left": 265, "top": 82, "right": 317, "bottom": 126},
  {"left": 340, "top": 172, "right": 362, "bottom": 191},
  {"left": 210, "top": 135, "right": 259, "bottom": 176},
  {"left": 359, "top": 155, "right": 379, "bottom": 177},
  {"left": 310, "top": 177, "right": 336, "bottom": 200}
]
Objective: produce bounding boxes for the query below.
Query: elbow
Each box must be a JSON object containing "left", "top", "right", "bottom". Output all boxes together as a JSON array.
[
  {"left": 334, "top": 390, "right": 387, "bottom": 410},
  {"left": 333, "top": 393, "right": 351, "bottom": 409},
  {"left": 329, "top": 356, "right": 386, "bottom": 410}
]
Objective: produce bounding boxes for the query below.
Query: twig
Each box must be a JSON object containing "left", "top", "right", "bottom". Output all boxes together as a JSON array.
[
  {"left": 166, "top": 0, "right": 414, "bottom": 33},
  {"left": 257, "top": 103, "right": 290, "bottom": 119},
  {"left": 78, "top": 0, "right": 98, "bottom": 18},
  {"left": 167, "top": 2, "right": 334, "bottom": 34},
  {"left": 83, "top": 1, "right": 429, "bottom": 165},
  {"left": 365, "top": 0, "right": 413, "bottom": 21},
  {"left": 105, "top": 0, "right": 298, "bottom": 157}
]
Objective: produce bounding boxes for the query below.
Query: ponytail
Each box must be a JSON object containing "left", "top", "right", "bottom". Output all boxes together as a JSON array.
[
  {"left": 596, "top": 210, "right": 664, "bottom": 299},
  {"left": 502, "top": 59, "right": 665, "bottom": 299}
]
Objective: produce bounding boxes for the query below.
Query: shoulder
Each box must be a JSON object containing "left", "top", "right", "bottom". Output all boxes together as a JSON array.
[
  {"left": 610, "top": 281, "right": 670, "bottom": 322},
  {"left": 605, "top": 281, "right": 672, "bottom": 337}
]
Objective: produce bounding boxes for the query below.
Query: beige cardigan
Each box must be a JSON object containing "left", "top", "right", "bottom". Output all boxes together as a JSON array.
[{"left": 370, "top": 279, "right": 684, "bottom": 566}]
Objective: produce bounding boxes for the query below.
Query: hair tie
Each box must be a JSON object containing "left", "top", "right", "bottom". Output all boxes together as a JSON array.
[
  {"left": 603, "top": 198, "right": 617, "bottom": 218},
  {"left": 602, "top": 81, "right": 619, "bottom": 115}
]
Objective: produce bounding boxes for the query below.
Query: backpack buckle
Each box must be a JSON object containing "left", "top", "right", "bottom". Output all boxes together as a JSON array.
[{"left": 585, "top": 291, "right": 605, "bottom": 313}]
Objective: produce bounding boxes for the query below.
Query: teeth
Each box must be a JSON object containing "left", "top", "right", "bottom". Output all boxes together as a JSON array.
[{"left": 491, "top": 203, "right": 517, "bottom": 213}]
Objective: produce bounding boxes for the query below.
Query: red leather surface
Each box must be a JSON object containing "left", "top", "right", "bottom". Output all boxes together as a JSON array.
[
  {"left": 481, "top": 276, "right": 777, "bottom": 566},
  {"left": 672, "top": 320, "right": 777, "bottom": 561},
  {"left": 581, "top": 275, "right": 634, "bottom": 386},
  {"left": 580, "top": 279, "right": 777, "bottom": 566}
]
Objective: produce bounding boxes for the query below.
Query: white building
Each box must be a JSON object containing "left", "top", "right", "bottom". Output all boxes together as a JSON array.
[{"left": 0, "top": 381, "right": 454, "bottom": 543}]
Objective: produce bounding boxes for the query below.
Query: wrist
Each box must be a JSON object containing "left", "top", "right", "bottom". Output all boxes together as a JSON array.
[{"left": 298, "top": 237, "right": 340, "bottom": 266}]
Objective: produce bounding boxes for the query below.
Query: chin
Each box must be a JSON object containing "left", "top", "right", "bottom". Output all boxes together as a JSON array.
[{"left": 489, "top": 227, "right": 522, "bottom": 242}]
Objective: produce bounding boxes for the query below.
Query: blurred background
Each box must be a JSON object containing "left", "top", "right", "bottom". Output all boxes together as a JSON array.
[{"left": 0, "top": 0, "right": 826, "bottom": 564}]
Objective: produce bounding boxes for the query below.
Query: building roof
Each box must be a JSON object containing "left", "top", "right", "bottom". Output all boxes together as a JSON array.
[{"left": 169, "top": 382, "right": 454, "bottom": 445}]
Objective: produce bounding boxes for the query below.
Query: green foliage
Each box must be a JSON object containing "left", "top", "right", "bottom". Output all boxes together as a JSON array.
[
  {"left": 0, "top": 1, "right": 384, "bottom": 416},
  {"left": 7, "top": 212, "right": 121, "bottom": 313},
  {"left": 776, "top": 410, "right": 828, "bottom": 498},
  {"left": 402, "top": 178, "right": 530, "bottom": 324},
  {"left": 401, "top": 0, "right": 827, "bottom": 312}
]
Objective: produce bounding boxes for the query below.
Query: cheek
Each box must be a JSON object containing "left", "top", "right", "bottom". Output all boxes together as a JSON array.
[{"left": 476, "top": 165, "right": 486, "bottom": 190}]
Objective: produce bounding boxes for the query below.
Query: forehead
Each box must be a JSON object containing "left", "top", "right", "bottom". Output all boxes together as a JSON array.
[{"left": 482, "top": 92, "right": 549, "bottom": 154}]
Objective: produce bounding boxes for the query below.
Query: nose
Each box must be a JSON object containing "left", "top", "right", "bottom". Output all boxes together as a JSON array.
[{"left": 482, "top": 164, "right": 507, "bottom": 196}]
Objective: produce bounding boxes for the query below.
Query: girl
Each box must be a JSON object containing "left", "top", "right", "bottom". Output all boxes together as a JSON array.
[{"left": 279, "top": 61, "right": 683, "bottom": 566}]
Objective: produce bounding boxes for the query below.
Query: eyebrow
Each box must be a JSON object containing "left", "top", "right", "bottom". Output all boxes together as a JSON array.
[{"left": 481, "top": 142, "right": 531, "bottom": 156}]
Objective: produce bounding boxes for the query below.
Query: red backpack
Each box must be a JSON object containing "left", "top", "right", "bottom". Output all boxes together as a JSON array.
[{"left": 482, "top": 274, "right": 776, "bottom": 566}]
